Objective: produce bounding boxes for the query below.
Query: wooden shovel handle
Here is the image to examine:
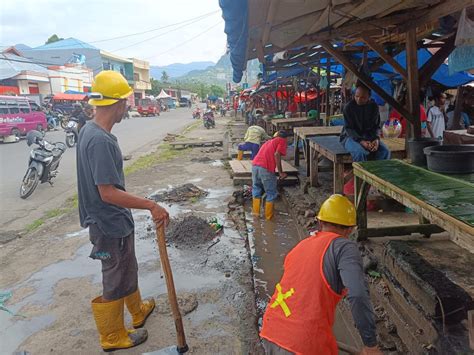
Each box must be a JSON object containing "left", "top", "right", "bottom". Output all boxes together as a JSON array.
[{"left": 156, "top": 224, "right": 188, "bottom": 353}]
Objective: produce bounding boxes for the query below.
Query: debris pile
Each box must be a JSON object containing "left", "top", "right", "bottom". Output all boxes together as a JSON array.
[
  {"left": 163, "top": 133, "right": 184, "bottom": 142},
  {"left": 149, "top": 183, "right": 208, "bottom": 203},
  {"left": 166, "top": 215, "right": 217, "bottom": 248}
]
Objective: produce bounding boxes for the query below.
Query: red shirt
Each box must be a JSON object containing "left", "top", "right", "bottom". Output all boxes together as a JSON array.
[{"left": 252, "top": 137, "right": 287, "bottom": 172}]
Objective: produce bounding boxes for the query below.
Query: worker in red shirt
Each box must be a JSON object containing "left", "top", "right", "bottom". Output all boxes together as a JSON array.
[
  {"left": 251, "top": 130, "right": 288, "bottom": 220},
  {"left": 260, "top": 195, "right": 381, "bottom": 355}
]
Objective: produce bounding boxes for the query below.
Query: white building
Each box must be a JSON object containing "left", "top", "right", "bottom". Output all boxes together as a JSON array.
[{"left": 47, "top": 64, "right": 93, "bottom": 93}]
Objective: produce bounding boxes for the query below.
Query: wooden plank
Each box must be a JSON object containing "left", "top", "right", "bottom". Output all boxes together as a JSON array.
[
  {"left": 233, "top": 175, "right": 299, "bottom": 186},
  {"left": 358, "top": 224, "right": 445, "bottom": 240}
]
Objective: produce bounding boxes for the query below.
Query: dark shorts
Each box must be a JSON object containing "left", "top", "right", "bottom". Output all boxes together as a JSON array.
[
  {"left": 262, "top": 339, "right": 294, "bottom": 354},
  {"left": 89, "top": 225, "right": 138, "bottom": 300}
]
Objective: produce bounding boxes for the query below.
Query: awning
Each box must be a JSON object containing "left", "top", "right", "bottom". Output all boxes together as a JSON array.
[
  {"left": 52, "top": 93, "right": 87, "bottom": 101},
  {"left": 156, "top": 89, "right": 171, "bottom": 99}
]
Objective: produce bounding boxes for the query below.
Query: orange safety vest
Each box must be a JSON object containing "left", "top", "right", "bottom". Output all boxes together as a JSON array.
[{"left": 260, "top": 231, "right": 346, "bottom": 355}]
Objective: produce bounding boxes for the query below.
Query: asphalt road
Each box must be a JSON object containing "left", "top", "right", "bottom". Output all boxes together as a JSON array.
[{"left": 0, "top": 108, "right": 194, "bottom": 232}]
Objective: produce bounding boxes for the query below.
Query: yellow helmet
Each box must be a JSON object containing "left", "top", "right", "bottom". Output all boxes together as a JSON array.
[
  {"left": 316, "top": 194, "right": 356, "bottom": 226},
  {"left": 89, "top": 70, "right": 133, "bottom": 106}
]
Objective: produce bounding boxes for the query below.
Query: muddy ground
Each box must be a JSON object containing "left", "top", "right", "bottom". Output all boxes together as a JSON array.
[{"left": 0, "top": 116, "right": 261, "bottom": 354}]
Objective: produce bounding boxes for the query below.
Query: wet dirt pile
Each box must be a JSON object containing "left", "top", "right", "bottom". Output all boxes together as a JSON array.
[
  {"left": 166, "top": 215, "right": 217, "bottom": 248},
  {"left": 149, "top": 183, "right": 208, "bottom": 203}
]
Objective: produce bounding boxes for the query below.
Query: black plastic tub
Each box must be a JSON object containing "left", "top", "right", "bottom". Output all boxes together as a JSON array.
[
  {"left": 407, "top": 138, "right": 441, "bottom": 166},
  {"left": 424, "top": 145, "right": 474, "bottom": 174}
]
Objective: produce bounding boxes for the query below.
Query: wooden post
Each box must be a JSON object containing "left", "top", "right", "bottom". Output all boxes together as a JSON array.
[
  {"left": 451, "top": 86, "right": 465, "bottom": 130},
  {"left": 317, "top": 62, "right": 321, "bottom": 122},
  {"left": 406, "top": 28, "right": 422, "bottom": 139},
  {"left": 326, "top": 59, "right": 330, "bottom": 117}
]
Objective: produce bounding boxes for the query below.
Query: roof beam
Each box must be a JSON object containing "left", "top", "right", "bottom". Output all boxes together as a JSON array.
[
  {"left": 321, "top": 40, "right": 415, "bottom": 123},
  {"left": 419, "top": 35, "right": 455, "bottom": 87},
  {"left": 361, "top": 36, "right": 408, "bottom": 80},
  {"left": 262, "top": 0, "right": 279, "bottom": 45}
]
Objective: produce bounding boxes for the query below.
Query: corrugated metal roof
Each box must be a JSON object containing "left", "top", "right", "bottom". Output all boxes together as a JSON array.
[
  {"left": 0, "top": 53, "right": 48, "bottom": 80},
  {"left": 33, "top": 38, "right": 98, "bottom": 51}
]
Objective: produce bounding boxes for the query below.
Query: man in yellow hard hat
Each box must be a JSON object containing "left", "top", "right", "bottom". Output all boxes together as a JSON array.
[
  {"left": 77, "top": 71, "right": 169, "bottom": 351},
  {"left": 260, "top": 194, "right": 381, "bottom": 355}
]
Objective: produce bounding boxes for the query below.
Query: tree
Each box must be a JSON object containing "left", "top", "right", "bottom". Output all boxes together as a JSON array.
[
  {"left": 161, "top": 71, "right": 169, "bottom": 83},
  {"left": 45, "top": 34, "right": 63, "bottom": 44},
  {"left": 148, "top": 78, "right": 164, "bottom": 96},
  {"left": 209, "top": 84, "right": 226, "bottom": 98}
]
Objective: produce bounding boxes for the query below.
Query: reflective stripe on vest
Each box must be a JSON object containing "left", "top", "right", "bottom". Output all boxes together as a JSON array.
[{"left": 260, "top": 231, "right": 345, "bottom": 355}]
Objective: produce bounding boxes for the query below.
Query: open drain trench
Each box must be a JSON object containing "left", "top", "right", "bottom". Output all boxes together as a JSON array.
[{"left": 243, "top": 196, "right": 360, "bottom": 352}]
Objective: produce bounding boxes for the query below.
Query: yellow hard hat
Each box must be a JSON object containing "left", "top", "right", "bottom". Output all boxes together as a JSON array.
[
  {"left": 89, "top": 70, "right": 133, "bottom": 106},
  {"left": 316, "top": 194, "right": 356, "bottom": 226}
]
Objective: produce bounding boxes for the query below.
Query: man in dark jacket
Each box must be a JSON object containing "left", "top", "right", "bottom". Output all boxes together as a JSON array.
[{"left": 340, "top": 85, "right": 390, "bottom": 162}]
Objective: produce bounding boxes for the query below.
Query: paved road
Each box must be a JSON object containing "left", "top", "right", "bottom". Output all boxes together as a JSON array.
[{"left": 0, "top": 108, "right": 194, "bottom": 232}]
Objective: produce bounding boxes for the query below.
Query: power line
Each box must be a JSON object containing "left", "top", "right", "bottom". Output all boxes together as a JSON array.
[
  {"left": 90, "top": 10, "right": 219, "bottom": 43},
  {"left": 110, "top": 13, "right": 219, "bottom": 53},
  {"left": 145, "top": 21, "right": 223, "bottom": 60}
]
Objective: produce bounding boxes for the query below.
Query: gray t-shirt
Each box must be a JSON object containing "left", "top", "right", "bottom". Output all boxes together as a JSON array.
[
  {"left": 323, "top": 237, "right": 377, "bottom": 347},
  {"left": 77, "top": 121, "right": 134, "bottom": 238}
]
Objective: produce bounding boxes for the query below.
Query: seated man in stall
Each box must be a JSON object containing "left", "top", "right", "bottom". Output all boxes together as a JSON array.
[
  {"left": 340, "top": 84, "right": 390, "bottom": 162},
  {"left": 237, "top": 118, "right": 271, "bottom": 160}
]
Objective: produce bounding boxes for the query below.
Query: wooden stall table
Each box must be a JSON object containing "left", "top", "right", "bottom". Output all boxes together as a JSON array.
[
  {"left": 353, "top": 159, "right": 474, "bottom": 252},
  {"left": 293, "top": 126, "right": 342, "bottom": 176},
  {"left": 271, "top": 117, "right": 316, "bottom": 134},
  {"left": 308, "top": 136, "right": 406, "bottom": 193},
  {"left": 443, "top": 129, "right": 474, "bottom": 145}
]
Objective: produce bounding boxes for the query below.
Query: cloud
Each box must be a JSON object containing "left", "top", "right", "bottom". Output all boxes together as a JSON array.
[{"left": 1, "top": 0, "right": 227, "bottom": 66}]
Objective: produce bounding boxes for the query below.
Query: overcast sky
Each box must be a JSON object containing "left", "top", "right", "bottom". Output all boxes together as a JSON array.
[{"left": 1, "top": 0, "right": 227, "bottom": 66}]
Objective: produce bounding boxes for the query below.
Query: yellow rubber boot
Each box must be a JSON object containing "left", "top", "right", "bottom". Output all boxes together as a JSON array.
[
  {"left": 252, "top": 198, "right": 261, "bottom": 216},
  {"left": 91, "top": 296, "right": 148, "bottom": 352},
  {"left": 125, "top": 289, "right": 156, "bottom": 329},
  {"left": 265, "top": 201, "right": 274, "bottom": 220},
  {"left": 237, "top": 150, "right": 244, "bottom": 160}
]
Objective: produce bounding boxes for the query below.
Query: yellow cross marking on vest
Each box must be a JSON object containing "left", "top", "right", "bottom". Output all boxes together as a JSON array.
[{"left": 270, "top": 283, "right": 295, "bottom": 317}]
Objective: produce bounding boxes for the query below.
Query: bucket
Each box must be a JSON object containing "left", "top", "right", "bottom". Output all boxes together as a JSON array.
[
  {"left": 424, "top": 145, "right": 474, "bottom": 174},
  {"left": 407, "top": 138, "right": 441, "bottom": 166}
]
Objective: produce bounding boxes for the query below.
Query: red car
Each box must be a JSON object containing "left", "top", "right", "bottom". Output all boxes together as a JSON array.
[{"left": 137, "top": 97, "right": 160, "bottom": 116}]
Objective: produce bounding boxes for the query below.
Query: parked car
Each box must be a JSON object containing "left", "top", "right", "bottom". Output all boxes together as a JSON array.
[
  {"left": 0, "top": 95, "right": 47, "bottom": 139},
  {"left": 179, "top": 97, "right": 190, "bottom": 108},
  {"left": 137, "top": 97, "right": 160, "bottom": 116}
]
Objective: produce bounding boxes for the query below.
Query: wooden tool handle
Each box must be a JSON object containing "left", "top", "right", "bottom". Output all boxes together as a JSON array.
[{"left": 156, "top": 224, "right": 188, "bottom": 353}]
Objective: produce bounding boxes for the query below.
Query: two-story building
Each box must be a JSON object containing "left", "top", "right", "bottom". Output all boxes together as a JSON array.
[{"left": 131, "top": 58, "right": 151, "bottom": 103}]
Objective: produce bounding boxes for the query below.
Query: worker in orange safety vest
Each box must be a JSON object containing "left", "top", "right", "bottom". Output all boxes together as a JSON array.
[{"left": 260, "top": 194, "right": 382, "bottom": 355}]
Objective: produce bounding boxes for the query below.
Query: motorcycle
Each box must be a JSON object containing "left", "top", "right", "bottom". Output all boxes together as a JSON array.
[
  {"left": 203, "top": 110, "right": 215, "bottom": 129},
  {"left": 64, "top": 117, "right": 79, "bottom": 147},
  {"left": 192, "top": 108, "right": 201, "bottom": 119},
  {"left": 20, "top": 130, "right": 67, "bottom": 199}
]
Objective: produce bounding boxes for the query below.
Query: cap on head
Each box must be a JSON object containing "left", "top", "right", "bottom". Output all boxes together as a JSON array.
[
  {"left": 273, "top": 130, "right": 289, "bottom": 138},
  {"left": 89, "top": 70, "right": 133, "bottom": 107},
  {"left": 307, "top": 109, "right": 318, "bottom": 120},
  {"left": 316, "top": 194, "right": 356, "bottom": 227}
]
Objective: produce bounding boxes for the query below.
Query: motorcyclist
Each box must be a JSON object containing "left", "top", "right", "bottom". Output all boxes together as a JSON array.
[{"left": 77, "top": 103, "right": 94, "bottom": 132}]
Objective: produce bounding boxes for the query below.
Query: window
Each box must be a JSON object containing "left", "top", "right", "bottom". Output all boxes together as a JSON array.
[
  {"left": 19, "top": 103, "right": 30, "bottom": 113},
  {"left": 103, "top": 62, "right": 111, "bottom": 70},
  {"left": 8, "top": 103, "right": 19, "bottom": 114},
  {"left": 0, "top": 101, "right": 8, "bottom": 114},
  {"left": 30, "top": 102, "right": 41, "bottom": 111}
]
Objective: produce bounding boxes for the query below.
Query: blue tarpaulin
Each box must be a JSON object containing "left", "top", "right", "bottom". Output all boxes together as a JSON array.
[{"left": 219, "top": 0, "right": 248, "bottom": 83}]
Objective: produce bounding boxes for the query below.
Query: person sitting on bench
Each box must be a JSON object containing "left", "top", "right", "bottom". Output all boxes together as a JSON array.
[
  {"left": 237, "top": 119, "right": 271, "bottom": 160},
  {"left": 340, "top": 84, "right": 390, "bottom": 162}
]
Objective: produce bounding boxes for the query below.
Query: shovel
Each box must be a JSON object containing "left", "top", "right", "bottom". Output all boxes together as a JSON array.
[{"left": 144, "top": 224, "right": 188, "bottom": 355}]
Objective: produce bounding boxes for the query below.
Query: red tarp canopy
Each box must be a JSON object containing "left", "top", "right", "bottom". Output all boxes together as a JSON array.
[
  {"left": 52, "top": 93, "right": 87, "bottom": 101},
  {"left": 276, "top": 89, "right": 319, "bottom": 103}
]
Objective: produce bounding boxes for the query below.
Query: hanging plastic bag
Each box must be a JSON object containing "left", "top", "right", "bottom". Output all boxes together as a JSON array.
[{"left": 455, "top": 8, "right": 474, "bottom": 47}]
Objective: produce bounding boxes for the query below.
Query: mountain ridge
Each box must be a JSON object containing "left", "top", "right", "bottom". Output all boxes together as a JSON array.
[{"left": 150, "top": 61, "right": 215, "bottom": 78}]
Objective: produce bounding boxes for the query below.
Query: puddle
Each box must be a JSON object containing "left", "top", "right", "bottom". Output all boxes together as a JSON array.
[
  {"left": 246, "top": 202, "right": 300, "bottom": 318},
  {"left": 0, "top": 188, "right": 236, "bottom": 353}
]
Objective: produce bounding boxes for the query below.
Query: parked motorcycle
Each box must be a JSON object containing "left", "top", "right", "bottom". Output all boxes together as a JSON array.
[
  {"left": 64, "top": 117, "right": 79, "bottom": 147},
  {"left": 20, "top": 130, "right": 67, "bottom": 199},
  {"left": 192, "top": 108, "right": 201, "bottom": 119},
  {"left": 203, "top": 110, "right": 215, "bottom": 129}
]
